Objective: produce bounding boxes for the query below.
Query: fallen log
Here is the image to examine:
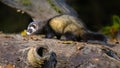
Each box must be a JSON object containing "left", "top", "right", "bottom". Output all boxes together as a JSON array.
[{"left": 0, "top": 34, "right": 120, "bottom": 68}]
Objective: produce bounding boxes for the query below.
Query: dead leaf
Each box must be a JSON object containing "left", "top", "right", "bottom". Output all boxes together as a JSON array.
[
  {"left": 4, "top": 64, "right": 15, "bottom": 68},
  {"left": 0, "top": 66, "right": 2, "bottom": 68},
  {"left": 21, "top": 30, "right": 27, "bottom": 36},
  {"left": 58, "top": 41, "right": 76, "bottom": 44}
]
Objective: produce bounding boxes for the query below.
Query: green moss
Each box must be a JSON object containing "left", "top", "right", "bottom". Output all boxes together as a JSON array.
[
  {"left": 101, "top": 15, "right": 120, "bottom": 38},
  {"left": 47, "top": 0, "right": 62, "bottom": 13},
  {"left": 20, "top": 0, "right": 31, "bottom": 6}
]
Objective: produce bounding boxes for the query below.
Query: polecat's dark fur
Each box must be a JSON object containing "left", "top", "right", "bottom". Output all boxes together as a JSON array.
[{"left": 27, "top": 15, "right": 107, "bottom": 42}]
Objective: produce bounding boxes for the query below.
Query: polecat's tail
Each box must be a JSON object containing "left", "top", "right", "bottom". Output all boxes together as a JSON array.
[{"left": 81, "top": 31, "right": 107, "bottom": 43}]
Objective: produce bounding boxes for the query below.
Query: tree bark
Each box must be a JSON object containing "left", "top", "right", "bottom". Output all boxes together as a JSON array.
[{"left": 0, "top": 0, "right": 78, "bottom": 21}]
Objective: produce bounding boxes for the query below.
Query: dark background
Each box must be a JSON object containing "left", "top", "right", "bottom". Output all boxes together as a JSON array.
[{"left": 0, "top": 0, "right": 120, "bottom": 33}]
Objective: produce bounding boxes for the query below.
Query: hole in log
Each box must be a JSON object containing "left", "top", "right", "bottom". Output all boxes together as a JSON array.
[{"left": 36, "top": 47, "right": 48, "bottom": 57}]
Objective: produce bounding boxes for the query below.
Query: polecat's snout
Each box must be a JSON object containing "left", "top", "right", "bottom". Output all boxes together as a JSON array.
[
  {"left": 27, "top": 29, "right": 33, "bottom": 35},
  {"left": 27, "top": 22, "right": 38, "bottom": 35}
]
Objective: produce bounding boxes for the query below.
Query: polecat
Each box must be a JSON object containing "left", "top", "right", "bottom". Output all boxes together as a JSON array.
[{"left": 27, "top": 15, "right": 107, "bottom": 42}]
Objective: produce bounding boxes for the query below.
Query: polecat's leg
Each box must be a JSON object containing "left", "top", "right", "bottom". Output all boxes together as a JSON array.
[
  {"left": 45, "top": 32, "right": 55, "bottom": 38},
  {"left": 44, "top": 24, "right": 55, "bottom": 38},
  {"left": 61, "top": 32, "right": 77, "bottom": 41},
  {"left": 56, "top": 35, "right": 61, "bottom": 39}
]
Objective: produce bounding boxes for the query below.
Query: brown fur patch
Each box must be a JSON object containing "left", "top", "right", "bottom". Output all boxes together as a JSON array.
[{"left": 49, "top": 15, "right": 87, "bottom": 37}]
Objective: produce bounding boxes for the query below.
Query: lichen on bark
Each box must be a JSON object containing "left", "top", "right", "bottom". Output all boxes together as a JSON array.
[
  {"left": 47, "top": 0, "right": 62, "bottom": 13},
  {"left": 19, "top": 0, "right": 31, "bottom": 6}
]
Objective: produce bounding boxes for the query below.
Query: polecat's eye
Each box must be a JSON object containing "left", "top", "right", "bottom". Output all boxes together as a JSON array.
[{"left": 30, "top": 24, "right": 36, "bottom": 29}]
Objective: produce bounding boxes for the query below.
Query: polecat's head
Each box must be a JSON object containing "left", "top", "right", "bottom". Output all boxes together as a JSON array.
[{"left": 27, "top": 21, "right": 39, "bottom": 35}]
